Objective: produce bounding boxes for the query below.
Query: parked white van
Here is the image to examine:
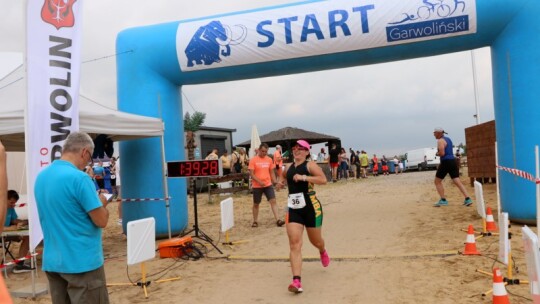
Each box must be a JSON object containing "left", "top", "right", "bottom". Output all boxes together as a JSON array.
[
  {"left": 404, "top": 147, "right": 439, "bottom": 171},
  {"left": 405, "top": 147, "right": 463, "bottom": 171}
]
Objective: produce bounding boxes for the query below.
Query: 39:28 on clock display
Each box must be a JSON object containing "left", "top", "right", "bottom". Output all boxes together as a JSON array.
[{"left": 167, "top": 159, "right": 223, "bottom": 177}]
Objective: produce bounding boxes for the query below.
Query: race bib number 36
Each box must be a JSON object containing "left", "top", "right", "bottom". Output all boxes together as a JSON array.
[{"left": 288, "top": 193, "right": 307, "bottom": 209}]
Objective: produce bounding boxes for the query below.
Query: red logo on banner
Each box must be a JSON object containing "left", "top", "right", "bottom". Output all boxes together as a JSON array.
[{"left": 41, "top": 0, "right": 77, "bottom": 30}]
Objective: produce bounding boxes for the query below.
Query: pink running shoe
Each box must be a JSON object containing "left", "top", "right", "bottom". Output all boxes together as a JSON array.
[
  {"left": 320, "top": 250, "right": 330, "bottom": 267},
  {"left": 288, "top": 279, "right": 303, "bottom": 293}
]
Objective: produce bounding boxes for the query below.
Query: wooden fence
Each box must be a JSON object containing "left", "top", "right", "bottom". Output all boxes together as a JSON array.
[{"left": 208, "top": 173, "right": 250, "bottom": 202}]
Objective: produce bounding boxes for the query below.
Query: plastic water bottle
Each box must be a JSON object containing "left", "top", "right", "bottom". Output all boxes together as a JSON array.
[{"left": 195, "top": 147, "right": 201, "bottom": 159}]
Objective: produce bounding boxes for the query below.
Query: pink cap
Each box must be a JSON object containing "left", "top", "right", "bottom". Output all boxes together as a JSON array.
[{"left": 297, "top": 139, "right": 311, "bottom": 150}]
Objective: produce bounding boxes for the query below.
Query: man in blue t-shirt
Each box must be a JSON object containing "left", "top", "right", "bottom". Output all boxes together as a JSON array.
[
  {"left": 4, "top": 190, "right": 31, "bottom": 273},
  {"left": 432, "top": 127, "right": 473, "bottom": 207},
  {"left": 35, "top": 132, "right": 110, "bottom": 303}
]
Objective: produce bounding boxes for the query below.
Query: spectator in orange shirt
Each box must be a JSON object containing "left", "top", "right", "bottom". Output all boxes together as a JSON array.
[
  {"left": 249, "top": 143, "right": 285, "bottom": 228},
  {"left": 372, "top": 154, "right": 379, "bottom": 177}
]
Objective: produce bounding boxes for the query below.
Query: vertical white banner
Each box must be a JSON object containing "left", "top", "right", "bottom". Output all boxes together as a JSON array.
[{"left": 26, "top": 0, "right": 83, "bottom": 251}]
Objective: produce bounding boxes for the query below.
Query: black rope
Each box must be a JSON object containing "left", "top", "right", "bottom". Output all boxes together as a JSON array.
[
  {"left": 0, "top": 77, "right": 23, "bottom": 91},
  {"left": 181, "top": 90, "right": 197, "bottom": 112},
  {"left": 0, "top": 50, "right": 135, "bottom": 92},
  {"left": 82, "top": 50, "right": 133, "bottom": 63}
]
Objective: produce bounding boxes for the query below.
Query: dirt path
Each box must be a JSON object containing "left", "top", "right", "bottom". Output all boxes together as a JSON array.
[{"left": 10, "top": 170, "right": 532, "bottom": 303}]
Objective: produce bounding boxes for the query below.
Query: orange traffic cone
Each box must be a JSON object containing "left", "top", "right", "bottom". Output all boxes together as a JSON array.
[
  {"left": 486, "top": 207, "right": 498, "bottom": 232},
  {"left": 532, "top": 281, "right": 540, "bottom": 304},
  {"left": 0, "top": 276, "right": 13, "bottom": 304},
  {"left": 463, "top": 224, "right": 481, "bottom": 255},
  {"left": 492, "top": 267, "right": 510, "bottom": 304}
]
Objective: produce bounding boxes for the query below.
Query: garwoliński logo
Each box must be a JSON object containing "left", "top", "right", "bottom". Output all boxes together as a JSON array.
[
  {"left": 386, "top": 0, "right": 470, "bottom": 42},
  {"left": 41, "top": 0, "right": 78, "bottom": 30}
]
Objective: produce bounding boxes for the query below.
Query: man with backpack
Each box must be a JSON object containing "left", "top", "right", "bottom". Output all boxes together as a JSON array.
[{"left": 231, "top": 146, "right": 242, "bottom": 173}]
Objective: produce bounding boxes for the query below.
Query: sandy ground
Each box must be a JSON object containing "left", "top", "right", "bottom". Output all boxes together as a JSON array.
[{"left": 6, "top": 168, "right": 535, "bottom": 303}]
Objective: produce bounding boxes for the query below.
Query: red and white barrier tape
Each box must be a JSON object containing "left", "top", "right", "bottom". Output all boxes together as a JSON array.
[
  {"left": 0, "top": 252, "right": 40, "bottom": 269},
  {"left": 121, "top": 197, "right": 170, "bottom": 202},
  {"left": 497, "top": 165, "right": 540, "bottom": 184},
  {"left": 16, "top": 198, "right": 170, "bottom": 204}
]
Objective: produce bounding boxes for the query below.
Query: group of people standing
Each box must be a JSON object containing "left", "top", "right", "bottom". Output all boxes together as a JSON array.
[
  {"left": 205, "top": 146, "right": 250, "bottom": 175},
  {"left": 84, "top": 156, "right": 121, "bottom": 225},
  {"left": 326, "top": 143, "right": 404, "bottom": 181},
  {"left": 83, "top": 157, "right": 119, "bottom": 200}
]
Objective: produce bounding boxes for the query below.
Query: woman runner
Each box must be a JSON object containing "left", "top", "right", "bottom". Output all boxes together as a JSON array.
[{"left": 276, "top": 139, "right": 330, "bottom": 293}]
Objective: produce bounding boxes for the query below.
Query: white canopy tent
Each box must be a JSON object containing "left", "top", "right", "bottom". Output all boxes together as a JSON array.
[
  {"left": 0, "top": 66, "right": 164, "bottom": 150},
  {"left": 0, "top": 58, "right": 171, "bottom": 299},
  {"left": 0, "top": 95, "right": 165, "bottom": 151},
  {"left": 0, "top": 65, "right": 172, "bottom": 238}
]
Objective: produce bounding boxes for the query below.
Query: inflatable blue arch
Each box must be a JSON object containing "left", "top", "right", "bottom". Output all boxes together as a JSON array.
[{"left": 117, "top": 0, "right": 540, "bottom": 235}]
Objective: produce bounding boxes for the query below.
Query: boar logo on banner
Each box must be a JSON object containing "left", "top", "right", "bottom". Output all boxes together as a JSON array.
[{"left": 41, "top": 0, "right": 77, "bottom": 30}]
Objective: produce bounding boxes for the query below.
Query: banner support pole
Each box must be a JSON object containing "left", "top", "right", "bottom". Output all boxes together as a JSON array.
[
  {"left": 535, "top": 145, "right": 539, "bottom": 241},
  {"left": 495, "top": 141, "right": 501, "bottom": 224},
  {"left": 160, "top": 132, "right": 171, "bottom": 239}
]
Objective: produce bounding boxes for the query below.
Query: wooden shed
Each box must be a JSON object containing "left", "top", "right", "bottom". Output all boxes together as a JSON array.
[{"left": 465, "top": 120, "right": 496, "bottom": 185}]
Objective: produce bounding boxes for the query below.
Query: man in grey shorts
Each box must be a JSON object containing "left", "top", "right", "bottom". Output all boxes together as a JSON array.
[{"left": 248, "top": 143, "right": 285, "bottom": 227}]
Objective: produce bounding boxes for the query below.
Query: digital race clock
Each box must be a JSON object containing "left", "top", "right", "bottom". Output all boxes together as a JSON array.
[{"left": 167, "top": 159, "right": 223, "bottom": 177}]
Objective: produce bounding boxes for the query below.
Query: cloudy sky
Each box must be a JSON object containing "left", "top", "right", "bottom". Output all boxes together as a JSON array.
[{"left": 0, "top": 0, "right": 494, "bottom": 157}]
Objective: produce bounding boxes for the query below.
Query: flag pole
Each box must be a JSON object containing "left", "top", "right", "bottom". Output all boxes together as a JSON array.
[
  {"left": 157, "top": 95, "right": 171, "bottom": 239},
  {"left": 471, "top": 50, "right": 481, "bottom": 124},
  {"left": 535, "top": 145, "right": 539, "bottom": 240}
]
